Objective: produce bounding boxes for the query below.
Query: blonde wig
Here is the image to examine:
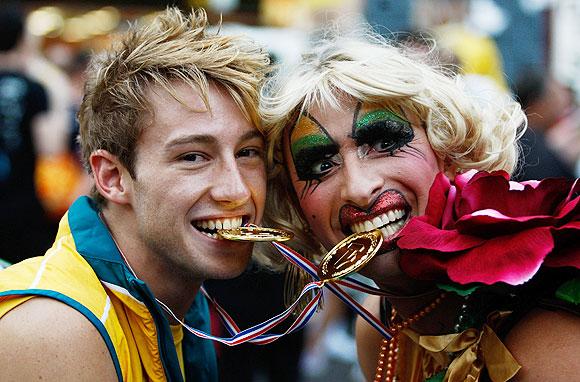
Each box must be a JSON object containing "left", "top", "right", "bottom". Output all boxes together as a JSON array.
[
  {"left": 257, "top": 29, "right": 526, "bottom": 269},
  {"left": 79, "top": 7, "right": 269, "bottom": 207}
]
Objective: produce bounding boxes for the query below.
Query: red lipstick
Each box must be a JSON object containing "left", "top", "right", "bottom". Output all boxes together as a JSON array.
[{"left": 339, "top": 190, "right": 408, "bottom": 231}]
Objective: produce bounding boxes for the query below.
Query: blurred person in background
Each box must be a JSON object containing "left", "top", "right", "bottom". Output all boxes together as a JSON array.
[
  {"left": 25, "top": 26, "right": 86, "bottom": 222},
  {"left": 0, "top": 3, "right": 61, "bottom": 265},
  {"left": 514, "top": 68, "right": 576, "bottom": 181},
  {"left": 538, "top": 78, "right": 580, "bottom": 179},
  {"left": 414, "top": 0, "right": 508, "bottom": 93},
  {"left": 0, "top": 7, "right": 270, "bottom": 381}
]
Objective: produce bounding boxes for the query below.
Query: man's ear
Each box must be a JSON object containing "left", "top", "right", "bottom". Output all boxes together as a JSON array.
[{"left": 90, "top": 150, "right": 132, "bottom": 205}]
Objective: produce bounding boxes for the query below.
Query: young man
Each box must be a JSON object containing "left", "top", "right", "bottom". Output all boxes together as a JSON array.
[{"left": 0, "top": 8, "right": 269, "bottom": 381}]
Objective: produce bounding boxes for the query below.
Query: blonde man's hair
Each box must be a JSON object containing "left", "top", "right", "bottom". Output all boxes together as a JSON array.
[
  {"left": 257, "top": 29, "right": 526, "bottom": 269},
  {"left": 79, "top": 7, "right": 269, "bottom": 207}
]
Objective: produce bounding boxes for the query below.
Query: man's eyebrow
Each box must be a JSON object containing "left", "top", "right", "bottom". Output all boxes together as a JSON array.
[
  {"left": 239, "top": 130, "right": 264, "bottom": 142},
  {"left": 164, "top": 134, "right": 217, "bottom": 151},
  {"left": 164, "top": 130, "right": 263, "bottom": 151}
]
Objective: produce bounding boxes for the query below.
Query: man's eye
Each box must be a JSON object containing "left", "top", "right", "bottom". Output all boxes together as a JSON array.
[
  {"left": 372, "top": 139, "right": 398, "bottom": 153},
  {"left": 181, "top": 153, "right": 205, "bottom": 162},
  {"left": 237, "top": 148, "right": 263, "bottom": 158},
  {"left": 311, "top": 160, "right": 334, "bottom": 175}
]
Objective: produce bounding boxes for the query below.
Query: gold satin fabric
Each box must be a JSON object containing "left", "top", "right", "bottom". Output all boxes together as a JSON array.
[{"left": 394, "top": 311, "right": 521, "bottom": 381}]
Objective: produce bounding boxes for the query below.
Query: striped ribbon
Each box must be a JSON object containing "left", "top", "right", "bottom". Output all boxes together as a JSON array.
[
  {"left": 271, "top": 241, "right": 393, "bottom": 340},
  {"left": 159, "top": 241, "right": 393, "bottom": 345}
]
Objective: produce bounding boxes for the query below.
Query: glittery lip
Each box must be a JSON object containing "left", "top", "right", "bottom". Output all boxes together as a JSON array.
[{"left": 338, "top": 190, "right": 409, "bottom": 233}]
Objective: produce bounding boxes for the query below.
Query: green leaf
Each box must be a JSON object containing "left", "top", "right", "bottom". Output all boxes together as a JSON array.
[
  {"left": 555, "top": 278, "right": 580, "bottom": 305},
  {"left": 436, "top": 282, "right": 480, "bottom": 296}
]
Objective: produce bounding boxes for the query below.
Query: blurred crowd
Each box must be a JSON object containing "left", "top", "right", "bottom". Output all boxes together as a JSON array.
[{"left": 1, "top": 0, "right": 578, "bottom": 381}]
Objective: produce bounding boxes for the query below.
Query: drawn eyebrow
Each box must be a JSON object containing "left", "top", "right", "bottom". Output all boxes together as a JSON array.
[
  {"left": 353, "top": 108, "right": 409, "bottom": 133},
  {"left": 238, "top": 130, "right": 264, "bottom": 142},
  {"left": 290, "top": 112, "right": 337, "bottom": 154}
]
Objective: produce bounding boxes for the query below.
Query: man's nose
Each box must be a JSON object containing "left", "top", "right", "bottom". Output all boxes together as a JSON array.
[
  {"left": 339, "top": 155, "right": 383, "bottom": 209},
  {"left": 210, "top": 157, "right": 251, "bottom": 208}
]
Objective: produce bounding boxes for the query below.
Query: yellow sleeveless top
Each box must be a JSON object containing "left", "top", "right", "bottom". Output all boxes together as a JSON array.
[{"left": 0, "top": 196, "right": 216, "bottom": 382}]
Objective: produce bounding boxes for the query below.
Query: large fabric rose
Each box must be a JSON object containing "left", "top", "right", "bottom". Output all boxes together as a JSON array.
[{"left": 397, "top": 170, "right": 580, "bottom": 285}]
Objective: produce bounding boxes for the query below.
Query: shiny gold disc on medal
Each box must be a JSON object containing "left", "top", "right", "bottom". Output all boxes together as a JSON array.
[
  {"left": 218, "top": 226, "right": 294, "bottom": 242},
  {"left": 318, "top": 229, "right": 383, "bottom": 282}
]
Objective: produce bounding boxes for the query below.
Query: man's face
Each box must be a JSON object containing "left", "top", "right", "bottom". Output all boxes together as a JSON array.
[
  {"left": 128, "top": 82, "right": 266, "bottom": 283},
  {"left": 283, "top": 99, "right": 443, "bottom": 293}
]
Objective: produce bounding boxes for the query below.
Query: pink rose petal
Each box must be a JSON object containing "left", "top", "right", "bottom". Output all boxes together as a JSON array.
[
  {"left": 447, "top": 227, "right": 554, "bottom": 285},
  {"left": 399, "top": 249, "right": 456, "bottom": 281},
  {"left": 397, "top": 218, "right": 484, "bottom": 252},
  {"left": 422, "top": 172, "right": 451, "bottom": 226},
  {"left": 397, "top": 171, "right": 579, "bottom": 286},
  {"left": 545, "top": 222, "right": 580, "bottom": 268}
]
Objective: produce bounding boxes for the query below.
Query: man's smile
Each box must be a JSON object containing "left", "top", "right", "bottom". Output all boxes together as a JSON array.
[{"left": 192, "top": 215, "right": 249, "bottom": 239}]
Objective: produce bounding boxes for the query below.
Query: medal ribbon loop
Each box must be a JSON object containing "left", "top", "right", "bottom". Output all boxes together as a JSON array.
[{"left": 159, "top": 242, "right": 393, "bottom": 345}]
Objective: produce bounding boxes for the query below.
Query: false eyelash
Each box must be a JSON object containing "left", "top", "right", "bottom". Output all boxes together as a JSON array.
[
  {"left": 293, "top": 145, "right": 339, "bottom": 181},
  {"left": 388, "top": 144, "right": 425, "bottom": 161},
  {"left": 401, "top": 144, "right": 426, "bottom": 159},
  {"left": 353, "top": 120, "right": 413, "bottom": 148}
]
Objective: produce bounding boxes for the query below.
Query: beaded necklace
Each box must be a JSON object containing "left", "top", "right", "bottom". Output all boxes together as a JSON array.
[{"left": 373, "top": 292, "right": 447, "bottom": 382}]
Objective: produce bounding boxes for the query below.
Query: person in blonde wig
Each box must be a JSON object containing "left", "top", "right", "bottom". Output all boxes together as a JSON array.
[
  {"left": 261, "top": 30, "right": 580, "bottom": 381},
  {"left": 0, "top": 7, "right": 270, "bottom": 381}
]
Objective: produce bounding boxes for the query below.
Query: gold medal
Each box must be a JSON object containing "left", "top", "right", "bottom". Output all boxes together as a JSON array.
[
  {"left": 218, "top": 226, "right": 294, "bottom": 242},
  {"left": 318, "top": 230, "right": 383, "bottom": 282}
]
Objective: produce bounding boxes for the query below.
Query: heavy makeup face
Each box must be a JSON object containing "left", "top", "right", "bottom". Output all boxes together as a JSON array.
[{"left": 283, "top": 99, "right": 444, "bottom": 293}]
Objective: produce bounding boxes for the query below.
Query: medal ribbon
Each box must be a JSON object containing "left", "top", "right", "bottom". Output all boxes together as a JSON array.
[
  {"left": 104, "top": 212, "right": 347, "bottom": 346},
  {"left": 158, "top": 279, "right": 323, "bottom": 346},
  {"left": 271, "top": 241, "right": 393, "bottom": 339},
  {"left": 155, "top": 242, "right": 393, "bottom": 345}
]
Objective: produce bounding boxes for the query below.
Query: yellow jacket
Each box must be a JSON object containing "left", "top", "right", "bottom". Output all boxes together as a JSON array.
[{"left": 0, "top": 196, "right": 217, "bottom": 381}]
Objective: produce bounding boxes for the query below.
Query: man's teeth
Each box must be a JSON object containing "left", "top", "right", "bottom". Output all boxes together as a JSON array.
[
  {"left": 194, "top": 217, "right": 243, "bottom": 239},
  {"left": 350, "top": 209, "right": 406, "bottom": 237}
]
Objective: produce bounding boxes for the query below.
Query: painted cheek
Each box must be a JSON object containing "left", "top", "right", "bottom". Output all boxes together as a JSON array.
[{"left": 299, "top": 182, "right": 340, "bottom": 240}]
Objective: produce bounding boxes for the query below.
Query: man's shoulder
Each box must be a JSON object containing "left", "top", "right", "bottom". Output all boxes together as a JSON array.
[
  {"left": 0, "top": 297, "right": 118, "bottom": 381},
  {"left": 505, "top": 308, "right": 580, "bottom": 380}
]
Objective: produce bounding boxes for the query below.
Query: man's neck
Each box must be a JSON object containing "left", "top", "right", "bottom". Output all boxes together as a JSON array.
[{"left": 100, "top": 207, "right": 202, "bottom": 321}]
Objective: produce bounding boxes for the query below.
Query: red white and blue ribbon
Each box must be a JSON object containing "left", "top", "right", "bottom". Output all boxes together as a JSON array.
[
  {"left": 160, "top": 241, "right": 393, "bottom": 345},
  {"left": 270, "top": 241, "right": 393, "bottom": 340}
]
